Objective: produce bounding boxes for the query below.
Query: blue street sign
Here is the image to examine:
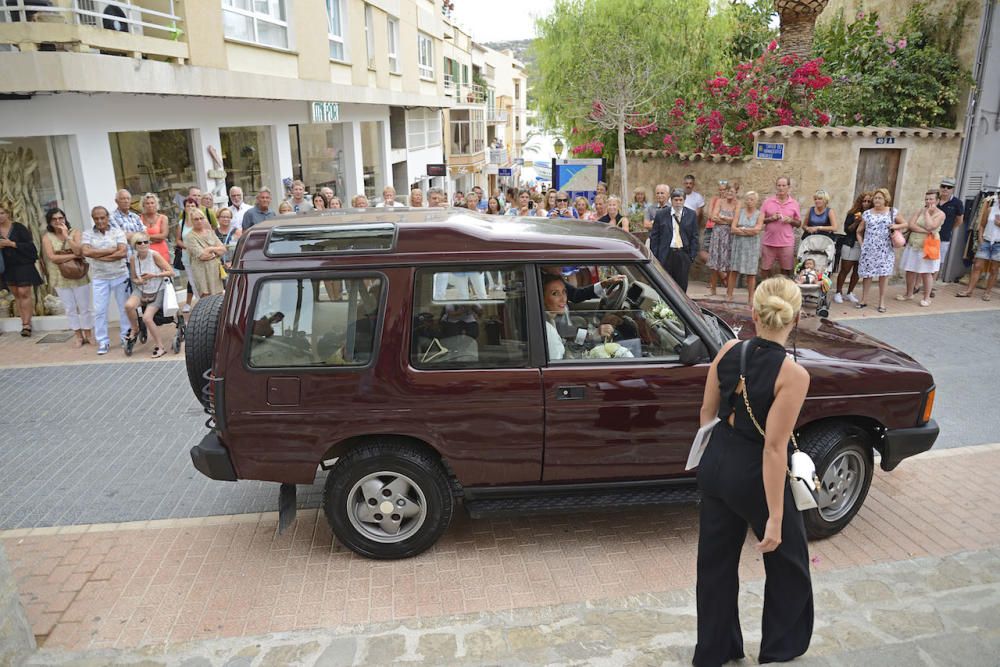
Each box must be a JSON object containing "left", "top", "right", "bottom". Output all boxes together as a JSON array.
[
  {"left": 498, "top": 168, "right": 513, "bottom": 177},
  {"left": 755, "top": 142, "right": 785, "bottom": 160}
]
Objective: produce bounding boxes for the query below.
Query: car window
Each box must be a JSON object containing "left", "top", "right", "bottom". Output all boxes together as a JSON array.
[
  {"left": 411, "top": 267, "right": 529, "bottom": 368},
  {"left": 541, "top": 264, "right": 689, "bottom": 363},
  {"left": 248, "top": 276, "right": 382, "bottom": 368}
]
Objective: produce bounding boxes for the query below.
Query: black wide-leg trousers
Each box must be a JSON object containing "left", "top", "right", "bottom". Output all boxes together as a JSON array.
[{"left": 694, "top": 424, "right": 813, "bottom": 666}]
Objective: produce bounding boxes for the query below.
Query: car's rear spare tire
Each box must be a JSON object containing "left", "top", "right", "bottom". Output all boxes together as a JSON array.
[
  {"left": 323, "top": 442, "right": 454, "bottom": 559},
  {"left": 185, "top": 293, "right": 225, "bottom": 408},
  {"left": 798, "top": 423, "right": 874, "bottom": 539}
]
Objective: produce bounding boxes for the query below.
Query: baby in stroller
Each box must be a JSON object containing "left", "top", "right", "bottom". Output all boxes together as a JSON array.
[
  {"left": 123, "top": 232, "right": 183, "bottom": 357},
  {"left": 795, "top": 258, "right": 820, "bottom": 284},
  {"left": 795, "top": 235, "right": 836, "bottom": 317}
]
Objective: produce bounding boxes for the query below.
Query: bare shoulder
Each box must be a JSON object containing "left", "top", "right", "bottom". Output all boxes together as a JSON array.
[{"left": 778, "top": 356, "right": 810, "bottom": 390}]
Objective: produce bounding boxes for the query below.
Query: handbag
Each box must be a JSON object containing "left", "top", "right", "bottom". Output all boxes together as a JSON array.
[
  {"left": 891, "top": 229, "right": 906, "bottom": 249},
  {"left": 58, "top": 255, "right": 89, "bottom": 280},
  {"left": 162, "top": 278, "right": 179, "bottom": 317},
  {"left": 739, "top": 342, "right": 820, "bottom": 511},
  {"left": 923, "top": 231, "right": 941, "bottom": 260}
]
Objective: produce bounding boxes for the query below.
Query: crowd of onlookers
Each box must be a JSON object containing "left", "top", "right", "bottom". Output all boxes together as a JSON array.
[{"left": 2, "top": 171, "right": 998, "bottom": 354}]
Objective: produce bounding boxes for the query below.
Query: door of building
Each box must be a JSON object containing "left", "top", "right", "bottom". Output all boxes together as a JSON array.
[{"left": 854, "top": 148, "right": 902, "bottom": 200}]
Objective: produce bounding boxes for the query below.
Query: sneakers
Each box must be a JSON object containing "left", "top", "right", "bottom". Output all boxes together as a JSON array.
[
  {"left": 846, "top": 293, "right": 859, "bottom": 304},
  {"left": 97, "top": 342, "right": 110, "bottom": 355},
  {"left": 182, "top": 304, "right": 192, "bottom": 313},
  {"left": 833, "top": 293, "right": 844, "bottom": 304}
]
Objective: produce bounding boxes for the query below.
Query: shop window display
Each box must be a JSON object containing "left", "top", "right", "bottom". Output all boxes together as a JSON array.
[{"left": 220, "top": 125, "right": 275, "bottom": 200}]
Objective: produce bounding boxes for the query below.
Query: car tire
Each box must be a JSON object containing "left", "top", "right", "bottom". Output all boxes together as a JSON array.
[
  {"left": 184, "top": 293, "right": 224, "bottom": 409},
  {"left": 323, "top": 442, "right": 454, "bottom": 560},
  {"left": 798, "top": 423, "right": 874, "bottom": 539}
]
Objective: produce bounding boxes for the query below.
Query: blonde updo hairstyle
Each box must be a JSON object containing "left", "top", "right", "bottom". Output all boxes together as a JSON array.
[{"left": 753, "top": 276, "right": 802, "bottom": 331}]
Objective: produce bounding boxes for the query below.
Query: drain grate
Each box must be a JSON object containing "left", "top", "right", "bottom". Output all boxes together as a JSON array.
[{"left": 36, "top": 332, "right": 75, "bottom": 344}]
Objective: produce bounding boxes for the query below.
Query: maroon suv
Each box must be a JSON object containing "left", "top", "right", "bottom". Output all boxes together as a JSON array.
[{"left": 186, "top": 209, "right": 938, "bottom": 559}]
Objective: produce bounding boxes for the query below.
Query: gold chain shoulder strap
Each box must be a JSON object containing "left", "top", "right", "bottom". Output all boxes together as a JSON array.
[{"left": 739, "top": 341, "right": 800, "bottom": 451}]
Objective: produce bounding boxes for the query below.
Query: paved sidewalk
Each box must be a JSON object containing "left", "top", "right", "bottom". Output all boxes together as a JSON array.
[
  {"left": 3, "top": 444, "right": 999, "bottom": 662},
  {"left": 689, "top": 280, "right": 1000, "bottom": 321},
  {"left": 23, "top": 547, "right": 1000, "bottom": 666}
]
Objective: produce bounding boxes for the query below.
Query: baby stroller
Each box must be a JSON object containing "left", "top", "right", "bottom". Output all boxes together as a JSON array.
[
  {"left": 124, "top": 283, "right": 187, "bottom": 356},
  {"left": 795, "top": 235, "right": 836, "bottom": 318}
]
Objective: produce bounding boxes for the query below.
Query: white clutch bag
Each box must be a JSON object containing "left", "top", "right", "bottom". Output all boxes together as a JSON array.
[{"left": 788, "top": 450, "right": 820, "bottom": 511}]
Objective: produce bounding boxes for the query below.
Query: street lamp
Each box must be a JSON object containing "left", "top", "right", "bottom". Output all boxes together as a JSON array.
[{"left": 553, "top": 137, "right": 564, "bottom": 158}]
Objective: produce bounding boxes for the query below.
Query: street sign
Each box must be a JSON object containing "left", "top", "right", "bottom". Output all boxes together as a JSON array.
[
  {"left": 755, "top": 142, "right": 785, "bottom": 160},
  {"left": 498, "top": 168, "right": 513, "bottom": 177},
  {"left": 875, "top": 137, "right": 896, "bottom": 145},
  {"left": 310, "top": 101, "right": 340, "bottom": 123}
]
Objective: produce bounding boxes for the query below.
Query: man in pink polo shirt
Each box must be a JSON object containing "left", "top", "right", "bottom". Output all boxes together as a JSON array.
[{"left": 759, "top": 176, "right": 802, "bottom": 277}]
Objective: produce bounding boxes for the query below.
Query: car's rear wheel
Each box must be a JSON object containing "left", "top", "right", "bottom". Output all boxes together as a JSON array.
[
  {"left": 798, "top": 423, "right": 874, "bottom": 539},
  {"left": 323, "top": 443, "right": 454, "bottom": 559}
]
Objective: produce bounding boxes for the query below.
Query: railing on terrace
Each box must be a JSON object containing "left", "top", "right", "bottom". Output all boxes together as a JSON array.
[
  {"left": 443, "top": 74, "right": 487, "bottom": 104},
  {"left": 0, "top": 0, "right": 186, "bottom": 61},
  {"left": 486, "top": 107, "right": 508, "bottom": 123}
]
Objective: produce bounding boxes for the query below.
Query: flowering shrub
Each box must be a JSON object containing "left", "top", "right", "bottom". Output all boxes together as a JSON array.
[
  {"left": 652, "top": 43, "right": 833, "bottom": 156},
  {"left": 570, "top": 139, "right": 605, "bottom": 156},
  {"left": 812, "top": 6, "right": 968, "bottom": 127}
]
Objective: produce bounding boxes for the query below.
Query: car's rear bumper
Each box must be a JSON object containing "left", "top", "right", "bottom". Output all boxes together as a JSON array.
[
  {"left": 190, "top": 433, "right": 238, "bottom": 481},
  {"left": 880, "top": 419, "right": 939, "bottom": 471}
]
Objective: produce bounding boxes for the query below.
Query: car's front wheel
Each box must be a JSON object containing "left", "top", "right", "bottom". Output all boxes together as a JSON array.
[
  {"left": 798, "top": 423, "right": 874, "bottom": 539},
  {"left": 323, "top": 442, "right": 454, "bottom": 559}
]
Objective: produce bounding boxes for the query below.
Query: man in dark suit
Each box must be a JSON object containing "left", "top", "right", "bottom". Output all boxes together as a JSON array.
[{"left": 649, "top": 188, "right": 699, "bottom": 291}]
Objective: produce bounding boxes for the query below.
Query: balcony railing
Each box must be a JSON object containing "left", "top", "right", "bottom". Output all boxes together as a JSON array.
[
  {"left": 486, "top": 107, "right": 508, "bottom": 123},
  {"left": 443, "top": 74, "right": 487, "bottom": 104},
  {"left": 0, "top": 0, "right": 186, "bottom": 61},
  {"left": 488, "top": 148, "right": 508, "bottom": 165}
]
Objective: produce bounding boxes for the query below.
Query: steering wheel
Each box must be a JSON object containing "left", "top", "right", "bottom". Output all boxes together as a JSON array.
[{"left": 600, "top": 276, "right": 629, "bottom": 311}]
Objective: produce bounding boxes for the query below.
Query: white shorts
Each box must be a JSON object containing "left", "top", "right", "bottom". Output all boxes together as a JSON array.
[{"left": 840, "top": 243, "right": 861, "bottom": 262}]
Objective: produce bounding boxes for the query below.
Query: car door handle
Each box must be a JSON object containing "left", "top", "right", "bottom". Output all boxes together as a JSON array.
[{"left": 556, "top": 385, "right": 585, "bottom": 400}]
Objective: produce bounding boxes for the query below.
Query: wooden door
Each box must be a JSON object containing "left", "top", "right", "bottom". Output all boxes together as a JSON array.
[{"left": 854, "top": 149, "right": 902, "bottom": 201}]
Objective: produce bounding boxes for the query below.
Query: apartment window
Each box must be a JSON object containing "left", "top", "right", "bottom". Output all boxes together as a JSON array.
[
  {"left": 223, "top": 0, "right": 288, "bottom": 49},
  {"left": 407, "top": 109, "right": 442, "bottom": 150},
  {"left": 387, "top": 17, "right": 400, "bottom": 73},
  {"left": 514, "top": 80, "right": 521, "bottom": 101},
  {"left": 462, "top": 64, "right": 469, "bottom": 85},
  {"left": 418, "top": 32, "right": 434, "bottom": 80},
  {"left": 326, "top": 0, "right": 346, "bottom": 61},
  {"left": 363, "top": 4, "right": 374, "bottom": 68},
  {"left": 450, "top": 109, "right": 484, "bottom": 155}
]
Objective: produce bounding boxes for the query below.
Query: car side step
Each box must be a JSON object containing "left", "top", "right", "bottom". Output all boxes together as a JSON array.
[{"left": 463, "top": 485, "right": 700, "bottom": 519}]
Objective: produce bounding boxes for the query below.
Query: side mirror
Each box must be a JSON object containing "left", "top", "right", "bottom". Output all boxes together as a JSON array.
[{"left": 679, "top": 334, "right": 708, "bottom": 365}]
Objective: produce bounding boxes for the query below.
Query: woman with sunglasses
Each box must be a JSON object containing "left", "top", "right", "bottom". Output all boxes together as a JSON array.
[
  {"left": 41, "top": 208, "right": 93, "bottom": 346},
  {"left": 123, "top": 232, "right": 175, "bottom": 357},
  {"left": 547, "top": 191, "right": 579, "bottom": 219}
]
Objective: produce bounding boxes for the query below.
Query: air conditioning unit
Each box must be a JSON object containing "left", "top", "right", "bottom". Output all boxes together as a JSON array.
[{"left": 76, "top": 0, "right": 142, "bottom": 35}]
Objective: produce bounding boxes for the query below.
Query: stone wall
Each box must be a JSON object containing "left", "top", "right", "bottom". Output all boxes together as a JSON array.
[
  {"left": 0, "top": 543, "right": 35, "bottom": 667},
  {"left": 620, "top": 126, "right": 963, "bottom": 231}
]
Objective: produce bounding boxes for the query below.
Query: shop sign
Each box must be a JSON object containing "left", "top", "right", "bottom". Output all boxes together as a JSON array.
[
  {"left": 755, "top": 142, "right": 784, "bottom": 160},
  {"left": 310, "top": 101, "right": 340, "bottom": 123},
  {"left": 426, "top": 163, "right": 447, "bottom": 177},
  {"left": 498, "top": 168, "right": 513, "bottom": 177}
]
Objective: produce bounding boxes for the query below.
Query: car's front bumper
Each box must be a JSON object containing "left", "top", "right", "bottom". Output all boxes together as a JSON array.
[
  {"left": 880, "top": 419, "right": 939, "bottom": 471},
  {"left": 190, "top": 432, "right": 238, "bottom": 481}
]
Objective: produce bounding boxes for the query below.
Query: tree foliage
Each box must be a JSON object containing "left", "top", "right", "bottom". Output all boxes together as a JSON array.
[
  {"left": 532, "top": 0, "right": 734, "bottom": 144},
  {"left": 812, "top": 4, "right": 970, "bottom": 127},
  {"left": 726, "top": 0, "right": 778, "bottom": 63}
]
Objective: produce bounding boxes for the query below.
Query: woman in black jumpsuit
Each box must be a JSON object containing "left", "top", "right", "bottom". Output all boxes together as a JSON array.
[{"left": 694, "top": 277, "right": 813, "bottom": 665}]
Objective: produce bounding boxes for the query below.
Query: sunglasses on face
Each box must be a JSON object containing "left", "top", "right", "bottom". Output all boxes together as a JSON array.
[
  {"left": 135, "top": 241, "right": 150, "bottom": 245},
  {"left": 557, "top": 198, "right": 568, "bottom": 203},
  {"left": 940, "top": 185, "right": 953, "bottom": 189}
]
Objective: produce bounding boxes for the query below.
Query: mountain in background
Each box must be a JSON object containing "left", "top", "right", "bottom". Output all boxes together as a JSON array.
[{"left": 483, "top": 39, "right": 534, "bottom": 70}]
